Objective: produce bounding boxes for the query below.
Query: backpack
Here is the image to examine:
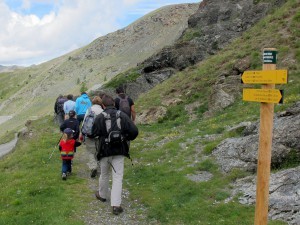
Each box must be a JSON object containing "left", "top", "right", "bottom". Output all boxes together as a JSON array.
[
  {"left": 57, "top": 98, "right": 66, "bottom": 114},
  {"left": 117, "top": 96, "right": 131, "bottom": 117},
  {"left": 81, "top": 109, "right": 96, "bottom": 137},
  {"left": 102, "top": 110, "right": 124, "bottom": 144}
]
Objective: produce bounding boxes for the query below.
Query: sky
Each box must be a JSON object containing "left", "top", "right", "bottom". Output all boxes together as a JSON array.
[{"left": 0, "top": 0, "right": 200, "bottom": 66}]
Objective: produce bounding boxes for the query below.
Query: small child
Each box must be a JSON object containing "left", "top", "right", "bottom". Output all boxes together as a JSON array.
[{"left": 59, "top": 128, "right": 81, "bottom": 180}]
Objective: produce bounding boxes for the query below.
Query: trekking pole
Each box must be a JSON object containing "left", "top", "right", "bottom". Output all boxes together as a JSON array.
[{"left": 48, "top": 133, "right": 63, "bottom": 161}]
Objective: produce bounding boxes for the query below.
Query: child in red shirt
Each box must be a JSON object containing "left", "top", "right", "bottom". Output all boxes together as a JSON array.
[{"left": 59, "top": 128, "right": 81, "bottom": 180}]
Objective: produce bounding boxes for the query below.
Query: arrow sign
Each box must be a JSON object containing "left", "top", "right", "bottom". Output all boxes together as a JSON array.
[
  {"left": 242, "top": 70, "right": 288, "bottom": 84},
  {"left": 243, "top": 89, "right": 283, "bottom": 103}
]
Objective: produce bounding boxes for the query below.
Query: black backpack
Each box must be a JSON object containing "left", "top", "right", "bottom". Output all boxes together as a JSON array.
[
  {"left": 95, "top": 110, "right": 128, "bottom": 160},
  {"left": 102, "top": 111, "right": 124, "bottom": 144},
  {"left": 56, "top": 98, "right": 66, "bottom": 114},
  {"left": 117, "top": 96, "right": 131, "bottom": 117}
]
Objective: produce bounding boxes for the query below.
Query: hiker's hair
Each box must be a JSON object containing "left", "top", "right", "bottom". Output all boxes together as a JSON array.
[
  {"left": 92, "top": 96, "right": 102, "bottom": 106},
  {"left": 67, "top": 94, "right": 73, "bottom": 100},
  {"left": 116, "top": 86, "right": 124, "bottom": 94},
  {"left": 81, "top": 92, "right": 87, "bottom": 95},
  {"left": 62, "top": 133, "right": 73, "bottom": 141},
  {"left": 102, "top": 95, "right": 115, "bottom": 107}
]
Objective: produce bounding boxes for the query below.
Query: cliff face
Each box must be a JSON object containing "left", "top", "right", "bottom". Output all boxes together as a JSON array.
[{"left": 140, "top": 0, "right": 286, "bottom": 73}]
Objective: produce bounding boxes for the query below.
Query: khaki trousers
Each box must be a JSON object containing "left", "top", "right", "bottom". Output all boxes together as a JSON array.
[
  {"left": 99, "top": 155, "right": 124, "bottom": 207},
  {"left": 85, "top": 138, "right": 98, "bottom": 171}
]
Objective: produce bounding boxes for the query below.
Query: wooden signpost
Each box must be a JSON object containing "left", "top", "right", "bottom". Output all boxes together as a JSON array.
[{"left": 242, "top": 48, "right": 288, "bottom": 225}]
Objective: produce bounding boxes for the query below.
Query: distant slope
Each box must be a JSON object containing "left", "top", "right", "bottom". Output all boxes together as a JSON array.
[
  {"left": 0, "top": 65, "right": 24, "bottom": 73},
  {"left": 0, "top": 3, "right": 199, "bottom": 137}
]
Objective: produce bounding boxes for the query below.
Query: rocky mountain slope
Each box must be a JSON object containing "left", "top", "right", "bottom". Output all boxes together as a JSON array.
[
  {"left": 0, "top": 3, "right": 198, "bottom": 137},
  {"left": 102, "top": 0, "right": 287, "bottom": 101}
]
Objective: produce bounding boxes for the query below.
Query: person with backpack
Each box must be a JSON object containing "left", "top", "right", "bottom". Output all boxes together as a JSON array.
[
  {"left": 75, "top": 92, "right": 92, "bottom": 126},
  {"left": 59, "top": 128, "right": 81, "bottom": 180},
  {"left": 81, "top": 96, "right": 104, "bottom": 178},
  {"left": 115, "top": 86, "right": 136, "bottom": 123},
  {"left": 54, "top": 95, "right": 67, "bottom": 126},
  {"left": 63, "top": 94, "right": 76, "bottom": 120},
  {"left": 91, "top": 94, "right": 138, "bottom": 215},
  {"left": 60, "top": 110, "right": 80, "bottom": 140}
]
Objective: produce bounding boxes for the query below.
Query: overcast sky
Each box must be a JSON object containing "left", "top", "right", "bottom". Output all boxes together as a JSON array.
[{"left": 0, "top": 0, "right": 200, "bottom": 66}]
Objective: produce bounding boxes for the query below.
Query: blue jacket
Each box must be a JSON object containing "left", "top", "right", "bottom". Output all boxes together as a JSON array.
[{"left": 75, "top": 94, "right": 92, "bottom": 116}]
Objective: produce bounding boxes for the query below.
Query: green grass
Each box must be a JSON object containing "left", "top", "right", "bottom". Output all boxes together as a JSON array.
[
  {"left": 0, "top": 116, "right": 89, "bottom": 225},
  {"left": 104, "top": 67, "right": 142, "bottom": 89}
]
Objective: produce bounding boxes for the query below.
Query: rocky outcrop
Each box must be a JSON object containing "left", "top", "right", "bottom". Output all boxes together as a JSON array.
[
  {"left": 231, "top": 166, "right": 300, "bottom": 225},
  {"left": 212, "top": 101, "right": 300, "bottom": 173},
  {"left": 204, "top": 57, "right": 252, "bottom": 117},
  {"left": 211, "top": 102, "right": 300, "bottom": 225},
  {"left": 140, "top": 0, "right": 286, "bottom": 74},
  {"left": 116, "top": 0, "right": 286, "bottom": 117}
]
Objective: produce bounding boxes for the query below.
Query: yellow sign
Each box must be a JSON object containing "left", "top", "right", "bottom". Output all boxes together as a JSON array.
[
  {"left": 242, "top": 70, "right": 288, "bottom": 84},
  {"left": 243, "top": 89, "right": 283, "bottom": 103}
]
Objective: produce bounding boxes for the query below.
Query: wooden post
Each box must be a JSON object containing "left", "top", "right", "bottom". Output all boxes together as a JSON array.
[{"left": 254, "top": 48, "right": 277, "bottom": 225}]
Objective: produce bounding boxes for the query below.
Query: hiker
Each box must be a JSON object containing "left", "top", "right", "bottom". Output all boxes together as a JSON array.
[
  {"left": 60, "top": 110, "right": 80, "bottom": 140},
  {"left": 63, "top": 94, "right": 76, "bottom": 120},
  {"left": 81, "top": 96, "right": 104, "bottom": 178},
  {"left": 91, "top": 94, "right": 138, "bottom": 215},
  {"left": 54, "top": 95, "right": 67, "bottom": 126},
  {"left": 75, "top": 92, "right": 92, "bottom": 126},
  {"left": 115, "top": 86, "right": 136, "bottom": 123},
  {"left": 59, "top": 128, "right": 81, "bottom": 180}
]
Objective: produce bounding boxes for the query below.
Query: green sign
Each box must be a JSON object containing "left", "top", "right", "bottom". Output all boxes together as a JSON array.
[{"left": 263, "top": 50, "right": 277, "bottom": 64}]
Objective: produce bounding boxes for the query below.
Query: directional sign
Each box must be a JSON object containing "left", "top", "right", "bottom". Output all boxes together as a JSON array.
[
  {"left": 243, "top": 89, "right": 283, "bottom": 103},
  {"left": 242, "top": 70, "right": 288, "bottom": 84}
]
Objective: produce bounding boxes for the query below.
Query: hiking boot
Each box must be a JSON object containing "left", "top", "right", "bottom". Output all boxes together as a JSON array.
[
  {"left": 112, "top": 206, "right": 123, "bottom": 215},
  {"left": 62, "top": 173, "right": 67, "bottom": 180},
  {"left": 95, "top": 191, "right": 106, "bottom": 202},
  {"left": 90, "top": 169, "right": 97, "bottom": 178}
]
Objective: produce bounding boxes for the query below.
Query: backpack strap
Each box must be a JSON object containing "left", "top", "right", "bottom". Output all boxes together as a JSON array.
[
  {"left": 101, "top": 111, "right": 111, "bottom": 133},
  {"left": 116, "top": 110, "right": 121, "bottom": 130}
]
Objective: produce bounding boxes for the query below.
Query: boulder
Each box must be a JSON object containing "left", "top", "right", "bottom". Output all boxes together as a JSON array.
[
  {"left": 231, "top": 166, "right": 300, "bottom": 225},
  {"left": 212, "top": 101, "right": 300, "bottom": 173}
]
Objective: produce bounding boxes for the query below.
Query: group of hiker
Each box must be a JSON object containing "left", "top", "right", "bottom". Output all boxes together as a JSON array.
[{"left": 54, "top": 87, "right": 138, "bottom": 215}]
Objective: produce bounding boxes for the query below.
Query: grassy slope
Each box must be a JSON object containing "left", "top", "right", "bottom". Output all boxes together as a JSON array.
[
  {"left": 0, "top": 117, "right": 89, "bottom": 225},
  {"left": 0, "top": 1, "right": 299, "bottom": 225},
  {"left": 127, "top": 0, "right": 300, "bottom": 224}
]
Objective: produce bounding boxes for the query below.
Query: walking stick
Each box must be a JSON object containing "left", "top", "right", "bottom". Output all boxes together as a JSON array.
[{"left": 48, "top": 133, "right": 63, "bottom": 161}]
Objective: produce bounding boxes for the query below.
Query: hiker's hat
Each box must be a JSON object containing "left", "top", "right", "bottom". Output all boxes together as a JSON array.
[
  {"left": 64, "top": 128, "right": 74, "bottom": 135},
  {"left": 69, "top": 110, "right": 76, "bottom": 117}
]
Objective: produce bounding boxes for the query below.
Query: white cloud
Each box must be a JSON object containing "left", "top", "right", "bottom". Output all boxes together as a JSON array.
[
  {"left": 0, "top": 0, "right": 128, "bottom": 66},
  {"left": 0, "top": 0, "right": 200, "bottom": 66}
]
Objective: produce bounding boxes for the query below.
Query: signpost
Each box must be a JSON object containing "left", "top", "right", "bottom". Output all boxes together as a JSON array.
[
  {"left": 242, "top": 70, "right": 288, "bottom": 84},
  {"left": 242, "top": 48, "right": 288, "bottom": 225},
  {"left": 243, "top": 89, "right": 283, "bottom": 103}
]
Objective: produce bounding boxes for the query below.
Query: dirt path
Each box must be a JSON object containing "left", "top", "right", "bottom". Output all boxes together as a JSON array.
[
  {"left": 75, "top": 145, "right": 158, "bottom": 225},
  {"left": 0, "top": 133, "right": 18, "bottom": 158},
  {"left": 0, "top": 116, "right": 13, "bottom": 125}
]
